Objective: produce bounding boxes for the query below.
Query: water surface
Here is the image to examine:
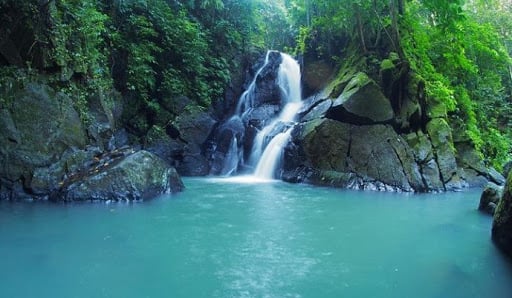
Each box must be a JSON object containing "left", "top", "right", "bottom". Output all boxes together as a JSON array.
[{"left": 1, "top": 178, "right": 511, "bottom": 297}]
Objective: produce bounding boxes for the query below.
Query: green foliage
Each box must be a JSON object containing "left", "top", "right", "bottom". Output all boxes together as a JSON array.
[
  {"left": 287, "top": 0, "right": 511, "bottom": 167},
  {"left": 402, "top": 0, "right": 511, "bottom": 168},
  {"left": 53, "top": 0, "right": 109, "bottom": 76}
]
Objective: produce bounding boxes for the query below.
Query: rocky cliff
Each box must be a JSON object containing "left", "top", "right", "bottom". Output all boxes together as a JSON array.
[
  {"left": 208, "top": 50, "right": 504, "bottom": 192},
  {"left": 0, "top": 78, "right": 184, "bottom": 201}
]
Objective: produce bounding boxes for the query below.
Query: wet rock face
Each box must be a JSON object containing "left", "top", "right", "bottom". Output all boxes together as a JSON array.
[
  {"left": 492, "top": 173, "right": 512, "bottom": 256},
  {"left": 479, "top": 183, "right": 502, "bottom": 215},
  {"left": 0, "top": 83, "right": 87, "bottom": 199},
  {"left": 281, "top": 68, "right": 498, "bottom": 192},
  {"left": 284, "top": 119, "right": 424, "bottom": 191},
  {"left": 251, "top": 51, "right": 283, "bottom": 107},
  {"left": 207, "top": 51, "right": 286, "bottom": 174},
  {"left": 326, "top": 72, "right": 394, "bottom": 125},
  {"left": 52, "top": 150, "right": 184, "bottom": 202}
]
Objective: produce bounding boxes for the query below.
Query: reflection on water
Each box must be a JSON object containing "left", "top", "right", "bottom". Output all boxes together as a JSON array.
[{"left": 1, "top": 178, "right": 512, "bottom": 298}]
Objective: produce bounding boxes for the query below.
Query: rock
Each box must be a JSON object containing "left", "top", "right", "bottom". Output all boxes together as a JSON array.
[
  {"left": 144, "top": 125, "right": 184, "bottom": 168},
  {"left": 284, "top": 119, "right": 425, "bottom": 192},
  {"left": 503, "top": 161, "right": 512, "bottom": 179},
  {"left": 54, "top": 150, "right": 184, "bottom": 202},
  {"left": 426, "top": 118, "right": 460, "bottom": 190},
  {"left": 251, "top": 51, "right": 283, "bottom": 107},
  {"left": 241, "top": 104, "right": 280, "bottom": 128},
  {"left": 171, "top": 107, "right": 216, "bottom": 176},
  {"left": 459, "top": 168, "right": 489, "bottom": 188},
  {"left": 455, "top": 141, "right": 504, "bottom": 187},
  {"left": 87, "top": 91, "right": 121, "bottom": 150},
  {"left": 298, "top": 119, "right": 351, "bottom": 171},
  {"left": 492, "top": 172, "right": 512, "bottom": 256},
  {"left": 488, "top": 167, "right": 506, "bottom": 186},
  {"left": 348, "top": 124, "right": 423, "bottom": 191},
  {"left": 479, "top": 183, "right": 503, "bottom": 215},
  {"left": 326, "top": 72, "right": 394, "bottom": 124},
  {"left": 0, "top": 82, "right": 87, "bottom": 199},
  {"left": 107, "top": 128, "right": 130, "bottom": 151},
  {"left": 29, "top": 147, "right": 102, "bottom": 196},
  {"left": 300, "top": 99, "right": 332, "bottom": 122},
  {"left": 208, "top": 116, "right": 245, "bottom": 175},
  {"left": 405, "top": 132, "right": 444, "bottom": 191}
]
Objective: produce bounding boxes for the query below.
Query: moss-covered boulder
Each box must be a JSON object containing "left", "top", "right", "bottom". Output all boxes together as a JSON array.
[
  {"left": 426, "top": 118, "right": 461, "bottom": 190},
  {"left": 479, "top": 183, "right": 503, "bottom": 215},
  {"left": 405, "top": 132, "right": 444, "bottom": 191},
  {"left": 170, "top": 106, "right": 216, "bottom": 176},
  {"left": 492, "top": 172, "right": 512, "bottom": 256},
  {"left": 326, "top": 72, "right": 394, "bottom": 124},
  {"left": 0, "top": 82, "right": 87, "bottom": 199},
  {"left": 284, "top": 119, "right": 425, "bottom": 191},
  {"left": 54, "top": 150, "right": 184, "bottom": 202}
]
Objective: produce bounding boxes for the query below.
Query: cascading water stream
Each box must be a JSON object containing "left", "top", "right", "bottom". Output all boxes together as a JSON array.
[
  {"left": 221, "top": 51, "right": 302, "bottom": 180},
  {"left": 235, "top": 51, "right": 271, "bottom": 116},
  {"left": 251, "top": 53, "right": 302, "bottom": 179}
]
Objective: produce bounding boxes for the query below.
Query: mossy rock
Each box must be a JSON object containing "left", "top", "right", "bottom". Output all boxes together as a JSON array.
[
  {"left": 492, "top": 172, "right": 512, "bottom": 256},
  {"left": 56, "top": 150, "right": 184, "bottom": 202},
  {"left": 426, "top": 96, "right": 448, "bottom": 119},
  {"left": 327, "top": 72, "right": 394, "bottom": 124},
  {"left": 426, "top": 118, "right": 458, "bottom": 185},
  {"left": 380, "top": 59, "right": 395, "bottom": 71},
  {"left": 300, "top": 119, "right": 351, "bottom": 171}
]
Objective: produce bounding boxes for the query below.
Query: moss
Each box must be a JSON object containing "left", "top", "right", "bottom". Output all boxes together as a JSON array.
[
  {"left": 380, "top": 59, "right": 395, "bottom": 71},
  {"left": 426, "top": 96, "right": 448, "bottom": 119}
]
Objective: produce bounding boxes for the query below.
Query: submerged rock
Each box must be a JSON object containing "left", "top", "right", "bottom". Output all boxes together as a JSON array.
[{"left": 53, "top": 150, "right": 184, "bottom": 202}]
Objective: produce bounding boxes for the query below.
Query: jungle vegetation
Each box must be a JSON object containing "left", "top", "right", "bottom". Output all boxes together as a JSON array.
[{"left": 0, "top": 0, "right": 510, "bottom": 169}]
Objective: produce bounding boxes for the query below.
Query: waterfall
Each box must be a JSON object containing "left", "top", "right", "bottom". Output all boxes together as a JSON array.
[
  {"left": 235, "top": 51, "right": 271, "bottom": 115},
  {"left": 251, "top": 53, "right": 302, "bottom": 179},
  {"left": 253, "top": 129, "right": 292, "bottom": 178},
  {"left": 220, "top": 51, "right": 302, "bottom": 180},
  {"left": 221, "top": 136, "right": 239, "bottom": 176}
]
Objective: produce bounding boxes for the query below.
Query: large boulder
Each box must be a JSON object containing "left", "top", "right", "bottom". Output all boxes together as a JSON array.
[
  {"left": 0, "top": 83, "right": 87, "bottom": 199},
  {"left": 54, "top": 150, "right": 184, "bottom": 202},
  {"left": 426, "top": 118, "right": 462, "bottom": 190},
  {"left": 167, "top": 106, "right": 216, "bottom": 176},
  {"left": 405, "top": 132, "right": 444, "bottom": 191},
  {"left": 326, "top": 72, "right": 394, "bottom": 124},
  {"left": 492, "top": 172, "right": 512, "bottom": 256},
  {"left": 479, "top": 183, "right": 503, "bottom": 215},
  {"left": 284, "top": 119, "right": 425, "bottom": 191}
]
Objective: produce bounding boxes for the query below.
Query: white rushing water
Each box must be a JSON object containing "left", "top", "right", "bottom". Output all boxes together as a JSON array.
[
  {"left": 251, "top": 53, "right": 302, "bottom": 179},
  {"left": 253, "top": 129, "right": 293, "bottom": 179},
  {"left": 224, "top": 51, "right": 302, "bottom": 179},
  {"left": 235, "top": 51, "right": 271, "bottom": 115},
  {"left": 221, "top": 136, "right": 239, "bottom": 176}
]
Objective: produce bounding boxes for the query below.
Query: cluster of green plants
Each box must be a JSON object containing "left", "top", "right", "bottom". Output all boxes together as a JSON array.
[
  {"left": 286, "top": 0, "right": 511, "bottom": 170},
  {"left": 401, "top": 0, "right": 512, "bottom": 170},
  {"left": 1, "top": 0, "right": 294, "bottom": 137},
  {"left": 1, "top": 0, "right": 510, "bottom": 168}
]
